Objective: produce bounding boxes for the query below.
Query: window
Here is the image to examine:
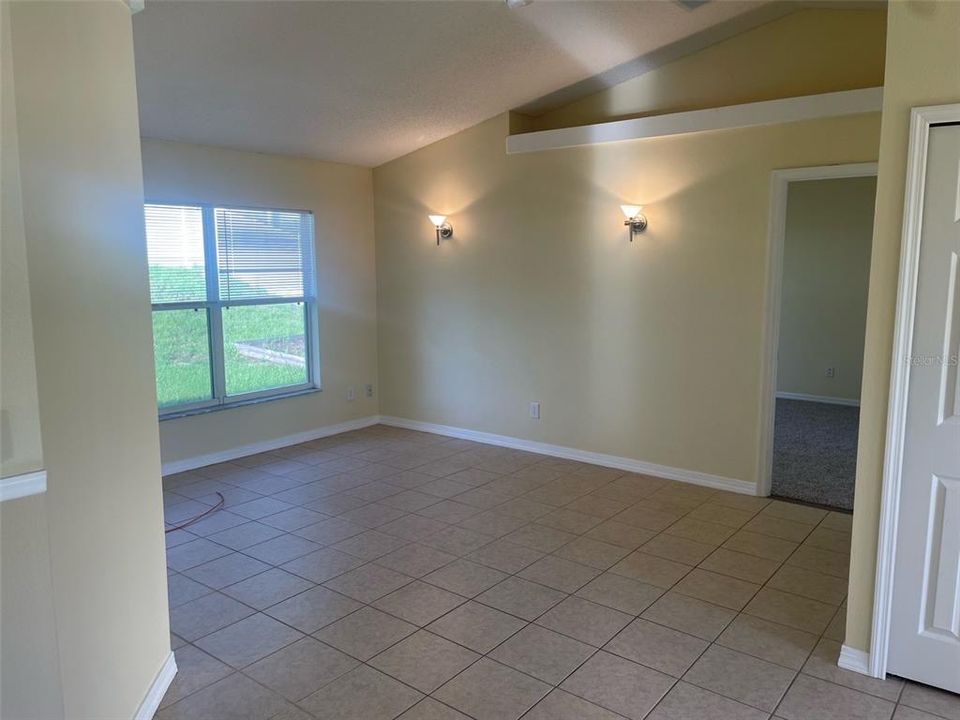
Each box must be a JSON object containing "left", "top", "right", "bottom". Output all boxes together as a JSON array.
[{"left": 145, "top": 203, "right": 318, "bottom": 416}]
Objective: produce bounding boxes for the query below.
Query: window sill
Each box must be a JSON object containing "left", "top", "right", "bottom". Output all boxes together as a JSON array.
[{"left": 158, "top": 386, "right": 321, "bottom": 422}]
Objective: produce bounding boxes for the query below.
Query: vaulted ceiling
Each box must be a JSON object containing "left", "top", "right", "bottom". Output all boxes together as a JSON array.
[{"left": 133, "top": 0, "right": 782, "bottom": 167}]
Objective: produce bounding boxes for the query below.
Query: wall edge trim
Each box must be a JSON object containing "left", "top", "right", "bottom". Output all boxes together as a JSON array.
[
  {"left": 507, "top": 87, "right": 883, "bottom": 154},
  {"left": 380, "top": 415, "right": 757, "bottom": 496},
  {"left": 838, "top": 644, "right": 871, "bottom": 676},
  {"left": 161, "top": 415, "right": 381, "bottom": 476},
  {"left": 0, "top": 469, "right": 47, "bottom": 502},
  {"left": 134, "top": 651, "right": 177, "bottom": 720}
]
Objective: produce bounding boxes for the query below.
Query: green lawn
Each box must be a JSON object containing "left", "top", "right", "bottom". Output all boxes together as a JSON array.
[{"left": 150, "top": 267, "right": 308, "bottom": 409}]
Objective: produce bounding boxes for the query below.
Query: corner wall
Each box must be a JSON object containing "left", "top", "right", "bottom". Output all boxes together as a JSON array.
[
  {"left": 5, "top": 2, "right": 171, "bottom": 716},
  {"left": 140, "top": 140, "right": 379, "bottom": 468},
  {"left": 846, "top": 0, "right": 960, "bottom": 655}
]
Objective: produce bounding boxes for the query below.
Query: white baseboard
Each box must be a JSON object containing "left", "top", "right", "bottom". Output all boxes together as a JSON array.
[
  {"left": 134, "top": 651, "right": 177, "bottom": 720},
  {"left": 838, "top": 644, "right": 872, "bottom": 676},
  {"left": 0, "top": 469, "right": 47, "bottom": 502},
  {"left": 776, "top": 392, "right": 860, "bottom": 407},
  {"left": 161, "top": 415, "right": 381, "bottom": 476},
  {"left": 380, "top": 416, "right": 756, "bottom": 496}
]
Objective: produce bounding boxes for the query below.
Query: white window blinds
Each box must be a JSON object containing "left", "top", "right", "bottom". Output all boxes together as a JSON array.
[
  {"left": 145, "top": 204, "right": 206, "bottom": 304},
  {"left": 214, "top": 207, "right": 315, "bottom": 303}
]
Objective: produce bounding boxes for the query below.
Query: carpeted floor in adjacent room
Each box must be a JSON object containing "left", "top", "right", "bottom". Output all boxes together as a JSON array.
[{"left": 771, "top": 399, "right": 859, "bottom": 511}]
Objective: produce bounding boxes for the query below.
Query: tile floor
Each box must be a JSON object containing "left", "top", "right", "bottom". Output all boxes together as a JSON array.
[{"left": 157, "top": 425, "right": 960, "bottom": 720}]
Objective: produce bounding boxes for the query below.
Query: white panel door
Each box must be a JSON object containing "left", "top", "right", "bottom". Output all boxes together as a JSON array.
[{"left": 888, "top": 123, "right": 960, "bottom": 692}]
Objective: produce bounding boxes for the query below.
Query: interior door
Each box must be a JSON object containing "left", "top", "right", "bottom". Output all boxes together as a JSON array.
[{"left": 888, "top": 123, "right": 960, "bottom": 692}]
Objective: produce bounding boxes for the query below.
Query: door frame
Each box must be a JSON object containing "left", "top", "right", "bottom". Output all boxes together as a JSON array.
[
  {"left": 871, "top": 103, "right": 960, "bottom": 679},
  {"left": 757, "top": 162, "right": 878, "bottom": 498}
]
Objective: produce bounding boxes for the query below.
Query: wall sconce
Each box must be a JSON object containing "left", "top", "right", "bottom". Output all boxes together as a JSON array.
[
  {"left": 621, "top": 205, "right": 648, "bottom": 241},
  {"left": 428, "top": 214, "right": 453, "bottom": 245}
]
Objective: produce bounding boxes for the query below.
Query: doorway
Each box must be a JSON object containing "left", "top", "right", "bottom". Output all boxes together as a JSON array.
[{"left": 759, "top": 164, "right": 878, "bottom": 510}]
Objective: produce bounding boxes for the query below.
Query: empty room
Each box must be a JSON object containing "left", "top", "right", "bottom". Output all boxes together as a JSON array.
[{"left": 1, "top": 1, "right": 959, "bottom": 720}]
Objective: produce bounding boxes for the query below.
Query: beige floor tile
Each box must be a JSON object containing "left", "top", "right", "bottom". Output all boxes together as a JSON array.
[
  {"left": 612, "top": 506, "right": 684, "bottom": 533},
  {"left": 158, "top": 673, "right": 288, "bottom": 720},
  {"left": 699, "top": 548, "right": 781, "bottom": 584},
  {"left": 158, "top": 645, "right": 232, "bottom": 709},
  {"left": 244, "top": 636, "right": 357, "bottom": 701},
  {"left": 715, "top": 614, "right": 818, "bottom": 670},
  {"left": 221, "top": 568, "right": 313, "bottom": 610},
  {"left": 802, "top": 639, "right": 903, "bottom": 701},
  {"left": 208, "top": 521, "right": 285, "bottom": 550},
  {"left": 767, "top": 565, "right": 847, "bottom": 605},
  {"left": 760, "top": 501, "right": 828, "bottom": 525},
  {"left": 576, "top": 572, "right": 664, "bottom": 615},
  {"left": 490, "top": 624, "right": 595, "bottom": 684},
  {"left": 899, "top": 682, "right": 960, "bottom": 720},
  {"left": 560, "top": 651, "right": 675, "bottom": 720},
  {"left": 742, "top": 514, "right": 815, "bottom": 543},
  {"left": 723, "top": 530, "right": 798, "bottom": 562},
  {"left": 423, "top": 558, "right": 508, "bottom": 597},
  {"left": 673, "top": 568, "right": 760, "bottom": 611},
  {"left": 466, "top": 538, "right": 545, "bottom": 573},
  {"left": 609, "top": 551, "right": 693, "bottom": 588},
  {"left": 280, "top": 548, "right": 365, "bottom": 584},
  {"left": 894, "top": 706, "right": 947, "bottom": 720},
  {"left": 665, "top": 517, "right": 737, "bottom": 546},
  {"left": 242, "top": 534, "right": 321, "bottom": 565},
  {"left": 338, "top": 503, "right": 410, "bottom": 529},
  {"left": 823, "top": 605, "right": 846, "bottom": 642},
  {"left": 476, "top": 576, "right": 565, "bottom": 621},
  {"left": 497, "top": 497, "right": 555, "bottom": 521},
  {"left": 195, "top": 613, "right": 303, "bottom": 668},
  {"left": 604, "top": 617, "right": 708, "bottom": 677},
  {"left": 416, "top": 500, "right": 482, "bottom": 525},
  {"left": 417, "top": 524, "right": 491, "bottom": 556},
  {"left": 647, "top": 681, "right": 769, "bottom": 720},
  {"left": 537, "top": 508, "right": 605, "bottom": 534},
  {"left": 322, "top": 563, "right": 412, "bottom": 603},
  {"left": 708, "top": 493, "right": 771, "bottom": 514},
  {"left": 554, "top": 536, "right": 631, "bottom": 569},
  {"left": 803, "top": 526, "right": 852, "bottom": 554},
  {"left": 299, "top": 665, "right": 423, "bottom": 720},
  {"left": 370, "top": 630, "right": 479, "bottom": 693},
  {"left": 263, "top": 585, "right": 362, "bottom": 634},
  {"left": 375, "top": 543, "right": 456, "bottom": 578},
  {"left": 167, "top": 573, "right": 213, "bottom": 609},
  {"left": 744, "top": 588, "right": 836, "bottom": 634},
  {"left": 684, "top": 644, "right": 794, "bottom": 711},
  {"left": 434, "top": 658, "right": 551, "bottom": 720},
  {"left": 426, "top": 601, "right": 526, "bottom": 654},
  {"left": 397, "top": 698, "right": 473, "bottom": 719},
  {"left": 537, "top": 596, "right": 633, "bottom": 646},
  {"left": 641, "top": 592, "right": 736, "bottom": 641},
  {"left": 524, "top": 689, "right": 624, "bottom": 720},
  {"left": 460, "top": 510, "right": 529, "bottom": 537},
  {"left": 378, "top": 514, "right": 450, "bottom": 541},
  {"left": 169, "top": 592, "right": 256, "bottom": 641},
  {"left": 293, "top": 517, "right": 366, "bottom": 545},
  {"left": 785, "top": 545, "right": 850, "bottom": 579},
  {"left": 565, "top": 494, "right": 630, "bottom": 519},
  {"left": 314, "top": 606, "right": 416, "bottom": 660},
  {"left": 686, "top": 503, "right": 759, "bottom": 529},
  {"left": 373, "top": 580, "right": 466, "bottom": 626},
  {"left": 503, "top": 524, "right": 578, "bottom": 553},
  {"left": 331, "top": 529, "right": 410, "bottom": 561},
  {"left": 585, "top": 520, "right": 657, "bottom": 550},
  {"left": 642, "top": 533, "right": 717, "bottom": 565},
  {"left": 183, "top": 552, "right": 272, "bottom": 589},
  {"left": 519, "top": 554, "right": 601, "bottom": 593},
  {"left": 777, "top": 674, "right": 895, "bottom": 720},
  {"left": 819, "top": 511, "right": 853, "bottom": 533}
]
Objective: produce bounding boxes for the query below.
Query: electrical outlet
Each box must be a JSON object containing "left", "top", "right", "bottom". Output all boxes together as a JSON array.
[
  {"left": 529, "top": 401, "right": 540, "bottom": 420},
  {"left": 346, "top": 386, "right": 356, "bottom": 401},
  {"left": 365, "top": 384, "right": 374, "bottom": 398},
  {"left": 825, "top": 367, "right": 836, "bottom": 378}
]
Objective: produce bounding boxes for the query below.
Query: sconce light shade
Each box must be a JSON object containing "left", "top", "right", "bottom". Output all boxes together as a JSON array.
[
  {"left": 428, "top": 214, "right": 453, "bottom": 245},
  {"left": 620, "top": 204, "right": 648, "bottom": 241}
]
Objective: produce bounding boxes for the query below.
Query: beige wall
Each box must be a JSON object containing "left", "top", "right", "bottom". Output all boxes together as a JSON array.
[
  {"left": 374, "top": 110, "right": 880, "bottom": 486},
  {"left": 141, "top": 140, "right": 379, "bottom": 467},
  {"left": 0, "top": 4, "right": 63, "bottom": 718},
  {"left": 5, "top": 2, "right": 171, "bottom": 717},
  {"left": 0, "top": 0, "right": 42, "bottom": 479},
  {"left": 846, "top": 0, "right": 960, "bottom": 654},
  {"left": 527, "top": 8, "right": 886, "bottom": 132},
  {"left": 776, "top": 177, "right": 876, "bottom": 402}
]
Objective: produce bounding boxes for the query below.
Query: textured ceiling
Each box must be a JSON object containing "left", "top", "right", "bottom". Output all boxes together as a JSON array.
[{"left": 133, "top": 0, "right": 772, "bottom": 167}]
